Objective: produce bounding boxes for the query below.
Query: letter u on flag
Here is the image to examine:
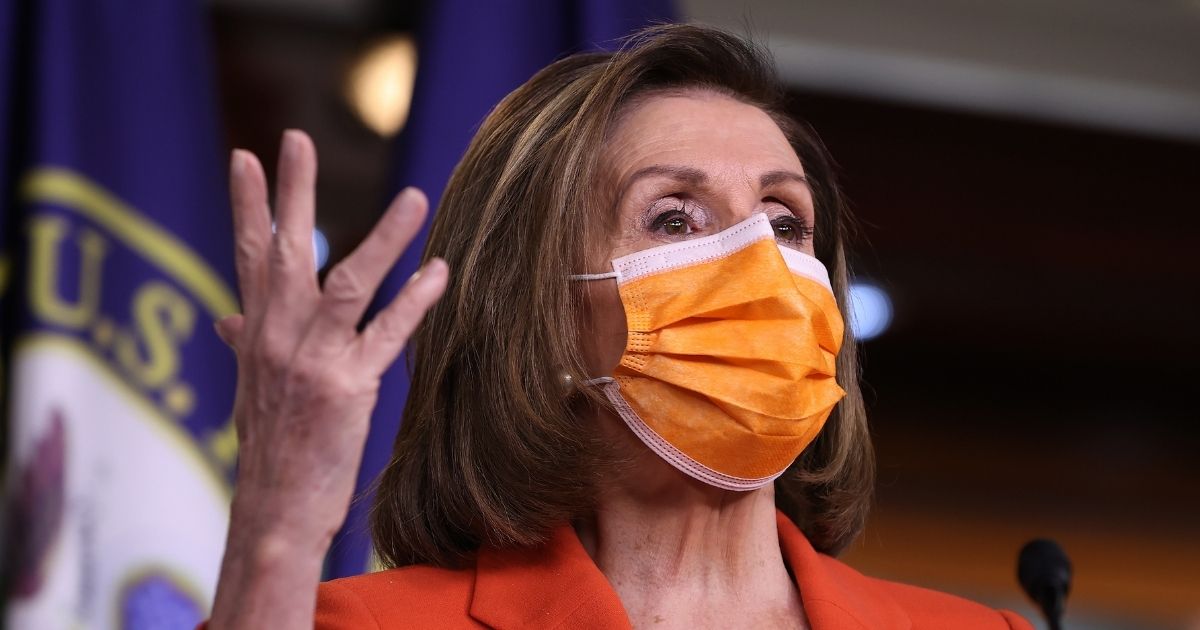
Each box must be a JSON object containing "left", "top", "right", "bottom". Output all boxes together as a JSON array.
[{"left": 0, "top": 1, "right": 238, "bottom": 628}]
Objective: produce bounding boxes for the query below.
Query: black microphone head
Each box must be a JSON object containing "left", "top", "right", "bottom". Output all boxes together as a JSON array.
[{"left": 1018, "top": 538, "right": 1072, "bottom": 623}]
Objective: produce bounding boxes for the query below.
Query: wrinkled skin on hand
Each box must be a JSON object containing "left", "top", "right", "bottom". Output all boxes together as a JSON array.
[{"left": 209, "top": 130, "right": 447, "bottom": 629}]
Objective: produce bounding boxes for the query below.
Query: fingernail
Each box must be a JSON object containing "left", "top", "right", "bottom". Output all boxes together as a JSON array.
[{"left": 230, "top": 149, "right": 245, "bottom": 175}]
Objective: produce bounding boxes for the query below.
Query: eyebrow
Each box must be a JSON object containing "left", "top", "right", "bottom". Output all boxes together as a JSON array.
[
  {"left": 620, "top": 165, "right": 706, "bottom": 196},
  {"left": 619, "top": 165, "right": 809, "bottom": 202},
  {"left": 759, "top": 169, "right": 809, "bottom": 189}
]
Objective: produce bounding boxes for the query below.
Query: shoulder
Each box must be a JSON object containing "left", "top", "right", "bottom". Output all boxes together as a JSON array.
[
  {"left": 777, "top": 511, "right": 1032, "bottom": 630},
  {"left": 867, "top": 575, "right": 1033, "bottom": 629},
  {"left": 816, "top": 554, "right": 1033, "bottom": 630},
  {"left": 315, "top": 564, "right": 482, "bottom": 629}
]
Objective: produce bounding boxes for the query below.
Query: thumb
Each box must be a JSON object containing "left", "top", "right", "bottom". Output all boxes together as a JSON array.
[{"left": 214, "top": 314, "right": 246, "bottom": 347}]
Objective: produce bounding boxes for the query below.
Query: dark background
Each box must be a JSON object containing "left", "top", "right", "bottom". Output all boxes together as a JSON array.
[
  {"left": 795, "top": 93, "right": 1200, "bottom": 628},
  {"left": 211, "top": 3, "right": 1200, "bottom": 627}
]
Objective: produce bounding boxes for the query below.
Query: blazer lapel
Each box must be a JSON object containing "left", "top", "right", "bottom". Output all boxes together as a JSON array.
[
  {"left": 470, "top": 524, "right": 632, "bottom": 630},
  {"left": 471, "top": 513, "right": 909, "bottom": 630},
  {"left": 777, "top": 511, "right": 912, "bottom": 630}
]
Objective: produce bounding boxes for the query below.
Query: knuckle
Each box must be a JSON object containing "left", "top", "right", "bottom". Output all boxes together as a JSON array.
[
  {"left": 373, "top": 311, "right": 414, "bottom": 345},
  {"left": 269, "top": 235, "right": 302, "bottom": 266},
  {"left": 287, "top": 361, "right": 323, "bottom": 389},
  {"left": 394, "top": 287, "right": 423, "bottom": 314},
  {"left": 323, "top": 372, "right": 368, "bottom": 398},
  {"left": 394, "top": 288, "right": 437, "bottom": 324},
  {"left": 251, "top": 343, "right": 350, "bottom": 398},
  {"left": 252, "top": 329, "right": 293, "bottom": 368},
  {"left": 293, "top": 365, "right": 363, "bottom": 400},
  {"left": 235, "top": 237, "right": 265, "bottom": 262},
  {"left": 371, "top": 317, "right": 399, "bottom": 345},
  {"left": 323, "top": 264, "right": 368, "bottom": 304}
]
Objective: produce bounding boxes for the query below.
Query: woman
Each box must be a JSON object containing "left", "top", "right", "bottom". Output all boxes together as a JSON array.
[{"left": 206, "top": 24, "right": 1031, "bottom": 629}]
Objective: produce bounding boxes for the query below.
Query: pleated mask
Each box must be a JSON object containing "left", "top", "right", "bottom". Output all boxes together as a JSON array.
[{"left": 572, "top": 212, "right": 846, "bottom": 491}]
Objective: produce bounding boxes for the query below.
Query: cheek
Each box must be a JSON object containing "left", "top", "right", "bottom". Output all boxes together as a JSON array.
[{"left": 580, "top": 280, "right": 628, "bottom": 377}]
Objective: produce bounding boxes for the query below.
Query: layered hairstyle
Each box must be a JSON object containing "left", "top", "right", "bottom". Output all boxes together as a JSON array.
[{"left": 371, "top": 23, "right": 874, "bottom": 568}]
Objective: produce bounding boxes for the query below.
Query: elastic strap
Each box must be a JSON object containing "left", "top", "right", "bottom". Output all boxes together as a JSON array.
[{"left": 568, "top": 271, "right": 619, "bottom": 281}]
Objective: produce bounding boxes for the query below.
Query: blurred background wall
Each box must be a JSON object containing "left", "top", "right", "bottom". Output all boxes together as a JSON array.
[{"left": 209, "top": 1, "right": 1199, "bottom": 628}]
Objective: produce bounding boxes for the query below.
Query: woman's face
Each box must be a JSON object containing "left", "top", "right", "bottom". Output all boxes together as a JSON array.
[{"left": 580, "top": 90, "right": 817, "bottom": 379}]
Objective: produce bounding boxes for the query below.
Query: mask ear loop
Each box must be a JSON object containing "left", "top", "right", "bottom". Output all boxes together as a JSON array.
[{"left": 569, "top": 271, "right": 619, "bottom": 281}]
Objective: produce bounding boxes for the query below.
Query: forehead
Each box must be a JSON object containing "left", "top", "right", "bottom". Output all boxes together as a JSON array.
[{"left": 603, "top": 90, "right": 803, "bottom": 180}]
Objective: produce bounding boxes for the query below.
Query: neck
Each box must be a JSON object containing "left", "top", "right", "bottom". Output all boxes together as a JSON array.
[
  {"left": 573, "top": 446, "right": 805, "bottom": 628},
  {"left": 579, "top": 480, "right": 784, "bottom": 584}
]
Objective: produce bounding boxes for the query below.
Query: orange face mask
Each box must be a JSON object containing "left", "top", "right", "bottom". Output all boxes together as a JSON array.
[{"left": 573, "top": 213, "right": 846, "bottom": 491}]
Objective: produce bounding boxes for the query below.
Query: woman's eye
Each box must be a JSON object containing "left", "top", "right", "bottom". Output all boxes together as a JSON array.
[
  {"left": 663, "top": 216, "right": 689, "bottom": 235},
  {"left": 650, "top": 209, "right": 694, "bottom": 237},
  {"left": 771, "top": 216, "right": 813, "bottom": 243}
]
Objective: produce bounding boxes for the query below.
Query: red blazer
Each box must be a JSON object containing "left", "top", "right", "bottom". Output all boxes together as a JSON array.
[{"left": 308, "top": 511, "right": 1032, "bottom": 629}]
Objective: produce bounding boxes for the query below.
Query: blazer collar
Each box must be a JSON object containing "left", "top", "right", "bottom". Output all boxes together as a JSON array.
[
  {"left": 777, "top": 511, "right": 912, "bottom": 630},
  {"left": 470, "top": 524, "right": 632, "bottom": 629},
  {"left": 470, "top": 512, "right": 910, "bottom": 630}
]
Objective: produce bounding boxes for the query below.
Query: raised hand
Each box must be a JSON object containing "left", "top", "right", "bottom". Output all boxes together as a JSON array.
[{"left": 208, "top": 130, "right": 447, "bottom": 629}]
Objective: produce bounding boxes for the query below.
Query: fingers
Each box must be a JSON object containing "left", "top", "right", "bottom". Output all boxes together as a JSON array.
[
  {"left": 232, "top": 132, "right": 440, "bottom": 376},
  {"left": 356, "top": 258, "right": 449, "bottom": 373},
  {"left": 308, "top": 188, "right": 430, "bottom": 343},
  {"left": 271, "top": 129, "right": 319, "bottom": 291},
  {"left": 229, "top": 150, "right": 272, "bottom": 316}
]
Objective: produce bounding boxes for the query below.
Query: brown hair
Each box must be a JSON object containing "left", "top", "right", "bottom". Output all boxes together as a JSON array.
[{"left": 371, "top": 23, "right": 874, "bottom": 568}]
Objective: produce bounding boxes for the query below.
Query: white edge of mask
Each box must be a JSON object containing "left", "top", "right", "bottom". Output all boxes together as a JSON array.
[
  {"left": 608, "top": 213, "right": 834, "bottom": 293},
  {"left": 599, "top": 380, "right": 786, "bottom": 492}
]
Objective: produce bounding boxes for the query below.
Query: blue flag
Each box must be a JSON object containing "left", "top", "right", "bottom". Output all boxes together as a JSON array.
[
  {"left": 1, "top": 1, "right": 238, "bottom": 628},
  {"left": 329, "top": 0, "right": 676, "bottom": 578}
]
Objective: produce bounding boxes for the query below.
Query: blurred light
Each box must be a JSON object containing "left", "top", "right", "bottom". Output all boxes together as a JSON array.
[
  {"left": 848, "top": 281, "right": 893, "bottom": 341},
  {"left": 345, "top": 35, "right": 417, "bottom": 137},
  {"left": 312, "top": 227, "right": 330, "bottom": 270}
]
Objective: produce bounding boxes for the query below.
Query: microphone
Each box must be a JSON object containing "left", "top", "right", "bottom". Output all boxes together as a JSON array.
[{"left": 1017, "top": 539, "right": 1072, "bottom": 630}]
